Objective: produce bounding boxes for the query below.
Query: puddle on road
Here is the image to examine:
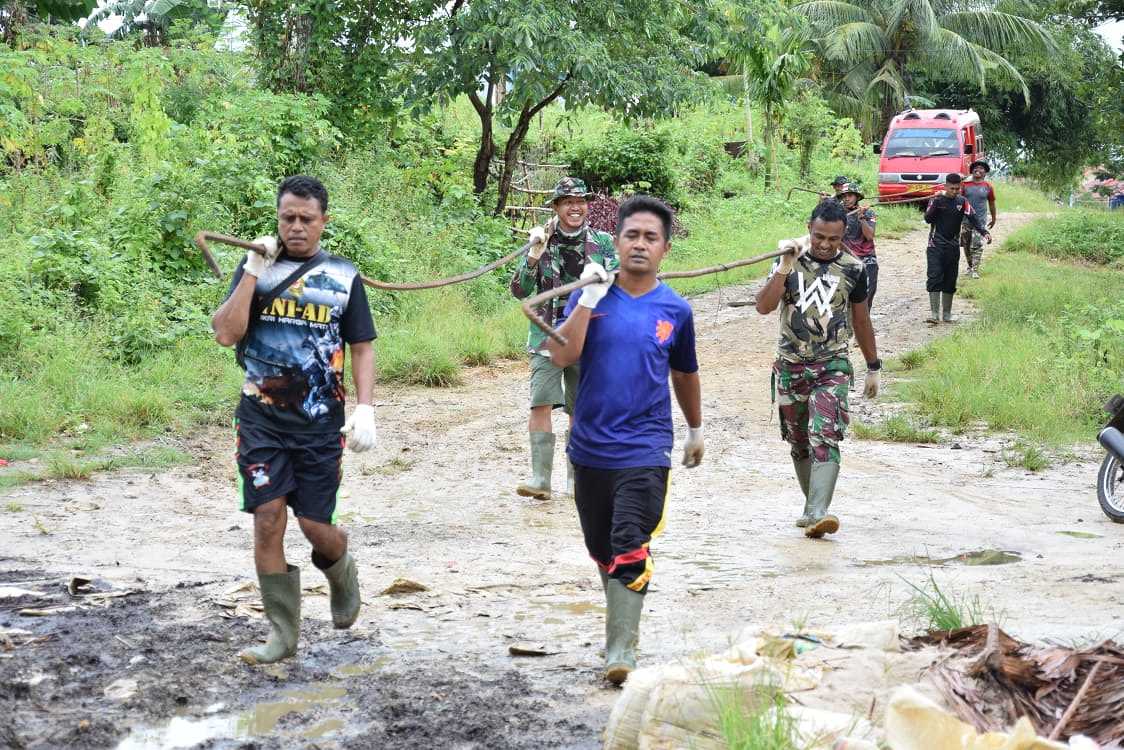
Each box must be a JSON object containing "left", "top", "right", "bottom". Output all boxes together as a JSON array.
[
  {"left": 116, "top": 685, "right": 348, "bottom": 749},
  {"left": 859, "top": 549, "right": 1022, "bottom": 568},
  {"left": 1057, "top": 530, "right": 1102, "bottom": 539}
]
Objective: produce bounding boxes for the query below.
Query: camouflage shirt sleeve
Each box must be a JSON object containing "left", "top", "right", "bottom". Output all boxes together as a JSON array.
[
  {"left": 510, "top": 252, "right": 541, "bottom": 300},
  {"left": 592, "top": 231, "right": 618, "bottom": 271}
]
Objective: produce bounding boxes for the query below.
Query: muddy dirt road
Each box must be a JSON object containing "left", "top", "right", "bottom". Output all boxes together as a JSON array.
[{"left": 3, "top": 212, "right": 1122, "bottom": 749}]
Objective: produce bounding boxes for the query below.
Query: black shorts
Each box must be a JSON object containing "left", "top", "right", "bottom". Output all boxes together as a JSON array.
[{"left": 234, "top": 418, "right": 344, "bottom": 524}]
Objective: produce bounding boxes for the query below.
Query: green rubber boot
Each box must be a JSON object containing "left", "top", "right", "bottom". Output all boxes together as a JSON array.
[
  {"left": 793, "top": 456, "right": 814, "bottom": 528},
  {"left": 516, "top": 432, "right": 554, "bottom": 499},
  {"left": 314, "top": 551, "right": 361, "bottom": 629},
  {"left": 941, "top": 292, "right": 956, "bottom": 323},
  {"left": 240, "top": 565, "right": 300, "bottom": 665},
  {"left": 804, "top": 462, "right": 841, "bottom": 539},
  {"left": 604, "top": 578, "right": 644, "bottom": 686},
  {"left": 926, "top": 292, "right": 940, "bottom": 324}
]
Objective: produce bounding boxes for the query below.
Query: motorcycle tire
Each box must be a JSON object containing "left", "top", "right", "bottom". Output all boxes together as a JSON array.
[{"left": 1097, "top": 451, "right": 1124, "bottom": 523}]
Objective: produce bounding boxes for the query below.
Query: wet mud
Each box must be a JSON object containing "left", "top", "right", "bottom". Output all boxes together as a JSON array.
[
  {"left": 3, "top": 213, "right": 1123, "bottom": 748},
  {"left": 1, "top": 571, "right": 600, "bottom": 749}
]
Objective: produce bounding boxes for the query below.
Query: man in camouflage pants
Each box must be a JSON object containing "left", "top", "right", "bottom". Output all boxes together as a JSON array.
[
  {"left": 756, "top": 200, "right": 881, "bottom": 538},
  {"left": 960, "top": 160, "right": 997, "bottom": 279},
  {"left": 510, "top": 178, "right": 617, "bottom": 499}
]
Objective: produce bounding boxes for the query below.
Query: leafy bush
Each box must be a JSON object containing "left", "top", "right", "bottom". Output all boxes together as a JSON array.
[
  {"left": 568, "top": 127, "right": 677, "bottom": 200},
  {"left": 1004, "top": 209, "right": 1124, "bottom": 265}
]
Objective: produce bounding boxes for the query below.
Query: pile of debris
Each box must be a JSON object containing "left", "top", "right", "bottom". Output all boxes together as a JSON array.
[
  {"left": 604, "top": 621, "right": 1123, "bottom": 749},
  {"left": 916, "top": 624, "right": 1124, "bottom": 746}
]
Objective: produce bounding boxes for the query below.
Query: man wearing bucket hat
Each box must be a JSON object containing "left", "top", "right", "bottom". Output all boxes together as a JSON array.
[
  {"left": 960, "top": 160, "right": 997, "bottom": 279},
  {"left": 510, "top": 177, "right": 617, "bottom": 499},
  {"left": 839, "top": 182, "right": 879, "bottom": 310}
]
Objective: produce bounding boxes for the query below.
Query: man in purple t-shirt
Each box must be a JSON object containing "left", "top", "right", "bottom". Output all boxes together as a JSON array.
[
  {"left": 548, "top": 195, "right": 704, "bottom": 686},
  {"left": 840, "top": 182, "right": 878, "bottom": 309}
]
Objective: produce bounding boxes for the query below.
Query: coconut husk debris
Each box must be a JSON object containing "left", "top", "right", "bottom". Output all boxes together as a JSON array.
[{"left": 910, "top": 624, "right": 1124, "bottom": 746}]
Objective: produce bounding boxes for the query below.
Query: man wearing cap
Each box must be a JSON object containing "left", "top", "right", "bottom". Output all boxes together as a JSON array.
[
  {"left": 839, "top": 182, "right": 879, "bottom": 310},
  {"left": 510, "top": 178, "right": 617, "bottom": 499},
  {"left": 960, "top": 160, "right": 997, "bottom": 279},
  {"left": 820, "top": 176, "right": 849, "bottom": 202}
]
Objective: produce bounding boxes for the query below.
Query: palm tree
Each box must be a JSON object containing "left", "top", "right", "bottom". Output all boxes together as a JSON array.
[
  {"left": 721, "top": 6, "right": 812, "bottom": 185},
  {"left": 794, "top": 0, "right": 1055, "bottom": 131},
  {"left": 83, "top": 0, "right": 221, "bottom": 45}
]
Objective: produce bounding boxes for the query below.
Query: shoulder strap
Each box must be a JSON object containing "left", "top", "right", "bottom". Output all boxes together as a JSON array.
[
  {"left": 258, "top": 252, "right": 327, "bottom": 312},
  {"left": 235, "top": 252, "right": 327, "bottom": 369}
]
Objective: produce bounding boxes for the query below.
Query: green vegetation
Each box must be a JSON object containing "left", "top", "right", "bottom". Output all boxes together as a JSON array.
[
  {"left": 0, "top": 4, "right": 1083, "bottom": 470},
  {"left": 901, "top": 570, "right": 988, "bottom": 632},
  {"left": 1005, "top": 210, "right": 1124, "bottom": 265},
  {"left": 1003, "top": 443, "right": 1051, "bottom": 472},
  {"left": 996, "top": 181, "right": 1062, "bottom": 214},
  {"left": 900, "top": 221, "right": 1124, "bottom": 443},
  {"left": 716, "top": 687, "right": 800, "bottom": 750},
  {"left": 852, "top": 415, "right": 941, "bottom": 444},
  {"left": 0, "top": 445, "right": 191, "bottom": 488}
]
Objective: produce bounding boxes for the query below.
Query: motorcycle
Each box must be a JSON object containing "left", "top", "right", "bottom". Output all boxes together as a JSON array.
[{"left": 1096, "top": 394, "right": 1124, "bottom": 523}]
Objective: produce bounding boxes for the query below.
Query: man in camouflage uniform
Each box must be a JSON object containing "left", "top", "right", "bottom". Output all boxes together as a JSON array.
[
  {"left": 960, "top": 160, "right": 997, "bottom": 279},
  {"left": 510, "top": 177, "right": 617, "bottom": 499},
  {"left": 756, "top": 200, "right": 881, "bottom": 538},
  {"left": 839, "top": 182, "right": 878, "bottom": 309}
]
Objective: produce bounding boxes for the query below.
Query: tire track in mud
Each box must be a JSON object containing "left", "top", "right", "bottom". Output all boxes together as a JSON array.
[{"left": 4, "top": 211, "right": 1123, "bottom": 748}]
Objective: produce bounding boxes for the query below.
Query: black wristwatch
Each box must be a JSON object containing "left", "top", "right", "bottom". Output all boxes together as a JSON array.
[{"left": 867, "top": 358, "right": 882, "bottom": 371}]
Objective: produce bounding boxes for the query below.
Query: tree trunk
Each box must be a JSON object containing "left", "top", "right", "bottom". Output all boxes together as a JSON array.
[
  {"left": 743, "top": 74, "right": 758, "bottom": 170},
  {"left": 494, "top": 106, "right": 534, "bottom": 216},
  {"left": 469, "top": 87, "right": 495, "bottom": 196},
  {"left": 491, "top": 73, "right": 572, "bottom": 216},
  {"left": 762, "top": 111, "right": 775, "bottom": 187}
]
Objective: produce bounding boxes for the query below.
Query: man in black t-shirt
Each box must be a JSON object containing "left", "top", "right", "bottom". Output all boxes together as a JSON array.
[
  {"left": 212, "top": 175, "right": 378, "bottom": 665},
  {"left": 923, "top": 174, "right": 991, "bottom": 323}
]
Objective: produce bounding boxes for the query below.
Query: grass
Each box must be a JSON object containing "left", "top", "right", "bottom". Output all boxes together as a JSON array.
[
  {"left": 376, "top": 290, "right": 526, "bottom": 386},
  {"left": 716, "top": 686, "right": 800, "bottom": 750},
  {"left": 0, "top": 446, "right": 192, "bottom": 489},
  {"left": 6, "top": 502, "right": 23, "bottom": 512},
  {"left": 900, "top": 569, "right": 988, "bottom": 632},
  {"left": 899, "top": 237, "right": 1124, "bottom": 445},
  {"left": 1004, "top": 209, "right": 1124, "bottom": 265},
  {"left": 1002, "top": 443, "right": 1050, "bottom": 472},
  {"left": 852, "top": 415, "right": 940, "bottom": 443},
  {"left": 995, "top": 179, "right": 1060, "bottom": 214}
]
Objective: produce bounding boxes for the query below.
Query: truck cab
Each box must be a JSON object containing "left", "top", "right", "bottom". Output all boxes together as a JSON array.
[{"left": 874, "top": 109, "right": 983, "bottom": 203}]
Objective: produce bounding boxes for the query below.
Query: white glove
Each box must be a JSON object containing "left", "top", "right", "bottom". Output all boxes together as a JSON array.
[
  {"left": 577, "top": 262, "right": 614, "bottom": 309},
  {"left": 244, "top": 235, "right": 280, "bottom": 278},
  {"left": 527, "top": 226, "right": 548, "bottom": 261},
  {"left": 341, "top": 403, "right": 377, "bottom": 452},
  {"left": 863, "top": 369, "right": 880, "bottom": 399},
  {"left": 775, "top": 235, "right": 810, "bottom": 275},
  {"left": 682, "top": 426, "right": 704, "bottom": 468}
]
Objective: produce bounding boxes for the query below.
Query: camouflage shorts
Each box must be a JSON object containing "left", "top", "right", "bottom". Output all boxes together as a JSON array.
[{"left": 774, "top": 359, "right": 851, "bottom": 465}]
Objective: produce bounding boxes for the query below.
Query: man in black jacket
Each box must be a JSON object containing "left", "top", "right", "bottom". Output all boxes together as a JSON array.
[{"left": 924, "top": 174, "right": 991, "bottom": 323}]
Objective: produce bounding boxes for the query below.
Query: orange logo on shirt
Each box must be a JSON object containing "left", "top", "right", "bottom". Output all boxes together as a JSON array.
[{"left": 656, "top": 319, "right": 674, "bottom": 343}]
